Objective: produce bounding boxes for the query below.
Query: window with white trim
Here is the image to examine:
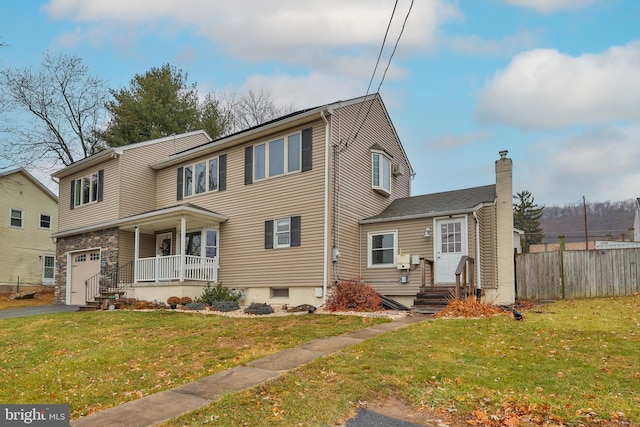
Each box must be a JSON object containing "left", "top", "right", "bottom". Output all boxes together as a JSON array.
[
  {"left": 184, "top": 229, "right": 218, "bottom": 258},
  {"left": 265, "top": 216, "right": 301, "bottom": 249},
  {"left": 372, "top": 151, "right": 392, "bottom": 195},
  {"left": 367, "top": 230, "right": 397, "bottom": 267},
  {"left": 42, "top": 255, "right": 55, "bottom": 284},
  {"left": 71, "top": 170, "right": 103, "bottom": 208},
  {"left": 10, "top": 209, "right": 23, "bottom": 228},
  {"left": 253, "top": 132, "right": 301, "bottom": 181},
  {"left": 178, "top": 156, "right": 225, "bottom": 200},
  {"left": 40, "top": 214, "right": 52, "bottom": 229}
]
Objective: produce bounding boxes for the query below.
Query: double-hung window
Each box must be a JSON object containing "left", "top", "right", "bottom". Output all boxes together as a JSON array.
[
  {"left": 10, "top": 209, "right": 23, "bottom": 228},
  {"left": 368, "top": 230, "right": 397, "bottom": 267},
  {"left": 70, "top": 170, "right": 103, "bottom": 209},
  {"left": 265, "top": 216, "right": 301, "bottom": 249},
  {"left": 40, "top": 214, "right": 52, "bottom": 229},
  {"left": 178, "top": 156, "right": 226, "bottom": 200},
  {"left": 372, "top": 151, "right": 392, "bottom": 195}
]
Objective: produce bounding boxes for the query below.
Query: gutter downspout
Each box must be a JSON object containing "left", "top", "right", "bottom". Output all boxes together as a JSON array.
[
  {"left": 473, "top": 211, "right": 481, "bottom": 295},
  {"left": 321, "top": 110, "right": 330, "bottom": 303}
]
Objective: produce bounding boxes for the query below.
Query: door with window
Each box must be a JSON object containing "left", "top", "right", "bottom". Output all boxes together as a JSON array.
[
  {"left": 435, "top": 218, "right": 467, "bottom": 283},
  {"left": 42, "top": 255, "right": 55, "bottom": 285},
  {"left": 69, "top": 250, "right": 101, "bottom": 305}
]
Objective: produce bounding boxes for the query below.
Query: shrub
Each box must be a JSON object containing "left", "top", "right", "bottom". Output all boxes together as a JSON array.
[
  {"left": 327, "top": 278, "right": 381, "bottom": 312},
  {"left": 184, "top": 302, "right": 206, "bottom": 311},
  {"left": 195, "top": 283, "right": 241, "bottom": 305},
  {"left": 179, "top": 296, "right": 192, "bottom": 305},
  {"left": 244, "top": 302, "right": 274, "bottom": 315},
  {"left": 166, "top": 296, "right": 180, "bottom": 306},
  {"left": 210, "top": 300, "right": 240, "bottom": 312}
]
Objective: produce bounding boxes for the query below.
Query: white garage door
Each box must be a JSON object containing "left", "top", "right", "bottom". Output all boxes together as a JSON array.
[{"left": 70, "top": 250, "right": 101, "bottom": 305}]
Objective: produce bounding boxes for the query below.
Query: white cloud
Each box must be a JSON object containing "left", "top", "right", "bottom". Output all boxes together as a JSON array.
[
  {"left": 44, "top": 0, "right": 457, "bottom": 66},
  {"left": 476, "top": 42, "right": 640, "bottom": 130},
  {"left": 521, "top": 125, "right": 640, "bottom": 205},
  {"left": 503, "top": 0, "right": 596, "bottom": 13}
]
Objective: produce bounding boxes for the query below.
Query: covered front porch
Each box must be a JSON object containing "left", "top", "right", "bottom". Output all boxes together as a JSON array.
[{"left": 121, "top": 203, "right": 227, "bottom": 285}]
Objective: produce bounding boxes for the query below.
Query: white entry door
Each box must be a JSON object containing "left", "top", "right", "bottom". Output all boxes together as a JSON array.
[{"left": 435, "top": 217, "right": 467, "bottom": 283}]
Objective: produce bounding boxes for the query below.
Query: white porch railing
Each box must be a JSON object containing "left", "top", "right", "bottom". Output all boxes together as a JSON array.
[{"left": 136, "top": 255, "right": 218, "bottom": 283}]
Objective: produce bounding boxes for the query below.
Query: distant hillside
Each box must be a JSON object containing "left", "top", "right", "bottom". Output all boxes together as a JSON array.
[{"left": 540, "top": 199, "right": 636, "bottom": 244}]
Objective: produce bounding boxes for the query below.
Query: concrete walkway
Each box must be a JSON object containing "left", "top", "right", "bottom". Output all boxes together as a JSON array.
[{"left": 70, "top": 315, "right": 428, "bottom": 427}]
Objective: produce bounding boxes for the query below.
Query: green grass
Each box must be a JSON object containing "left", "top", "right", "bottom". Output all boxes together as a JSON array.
[
  {"left": 161, "top": 296, "right": 640, "bottom": 426},
  {"left": 0, "top": 310, "right": 388, "bottom": 419}
]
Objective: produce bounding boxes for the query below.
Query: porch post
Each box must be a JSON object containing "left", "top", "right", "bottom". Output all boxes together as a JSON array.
[
  {"left": 180, "top": 215, "right": 186, "bottom": 282},
  {"left": 134, "top": 226, "right": 139, "bottom": 282}
]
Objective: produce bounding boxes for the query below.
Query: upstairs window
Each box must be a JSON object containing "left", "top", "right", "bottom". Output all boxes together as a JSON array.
[
  {"left": 40, "top": 214, "right": 52, "bottom": 229},
  {"left": 245, "top": 128, "right": 312, "bottom": 185},
  {"left": 177, "top": 155, "right": 226, "bottom": 200},
  {"left": 372, "top": 151, "right": 391, "bottom": 195},
  {"left": 10, "top": 209, "right": 23, "bottom": 228},
  {"left": 70, "top": 170, "right": 103, "bottom": 209}
]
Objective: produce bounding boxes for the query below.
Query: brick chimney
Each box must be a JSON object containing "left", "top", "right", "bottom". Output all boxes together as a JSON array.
[{"left": 490, "top": 150, "right": 515, "bottom": 305}]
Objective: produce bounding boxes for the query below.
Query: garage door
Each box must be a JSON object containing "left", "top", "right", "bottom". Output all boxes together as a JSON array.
[{"left": 70, "top": 250, "right": 101, "bottom": 305}]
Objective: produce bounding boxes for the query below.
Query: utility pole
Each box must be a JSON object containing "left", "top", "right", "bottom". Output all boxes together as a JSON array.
[{"left": 583, "top": 195, "right": 589, "bottom": 250}]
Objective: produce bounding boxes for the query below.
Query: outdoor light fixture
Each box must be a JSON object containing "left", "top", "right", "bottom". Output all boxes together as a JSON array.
[{"left": 423, "top": 227, "right": 431, "bottom": 237}]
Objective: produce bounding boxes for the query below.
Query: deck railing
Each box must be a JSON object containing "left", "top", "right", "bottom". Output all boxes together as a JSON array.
[
  {"left": 135, "top": 255, "right": 218, "bottom": 283},
  {"left": 454, "top": 256, "right": 475, "bottom": 300}
]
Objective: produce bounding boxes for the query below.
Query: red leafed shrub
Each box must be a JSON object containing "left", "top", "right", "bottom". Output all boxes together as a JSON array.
[{"left": 327, "top": 278, "right": 381, "bottom": 312}]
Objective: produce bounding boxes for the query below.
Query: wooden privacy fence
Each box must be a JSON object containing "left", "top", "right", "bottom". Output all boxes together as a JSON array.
[{"left": 515, "top": 248, "right": 640, "bottom": 300}]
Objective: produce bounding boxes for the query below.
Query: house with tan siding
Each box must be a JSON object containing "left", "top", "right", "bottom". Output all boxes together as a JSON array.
[
  {"left": 51, "top": 94, "right": 515, "bottom": 308},
  {"left": 0, "top": 168, "right": 58, "bottom": 291}
]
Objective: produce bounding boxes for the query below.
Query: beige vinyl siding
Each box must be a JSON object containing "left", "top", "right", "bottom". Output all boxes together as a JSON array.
[
  {"left": 0, "top": 171, "right": 58, "bottom": 286},
  {"left": 329, "top": 98, "right": 412, "bottom": 281},
  {"left": 155, "top": 120, "right": 327, "bottom": 289},
  {"left": 359, "top": 217, "right": 435, "bottom": 296},
  {"left": 118, "top": 133, "right": 210, "bottom": 218},
  {"left": 57, "top": 158, "right": 119, "bottom": 232},
  {"left": 118, "top": 230, "right": 135, "bottom": 267}
]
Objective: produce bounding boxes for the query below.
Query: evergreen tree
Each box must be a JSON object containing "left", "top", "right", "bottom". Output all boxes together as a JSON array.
[
  {"left": 102, "top": 64, "right": 229, "bottom": 146},
  {"left": 513, "top": 190, "right": 545, "bottom": 252}
]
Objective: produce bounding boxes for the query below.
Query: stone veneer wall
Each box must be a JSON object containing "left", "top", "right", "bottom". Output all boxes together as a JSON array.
[{"left": 54, "top": 227, "right": 120, "bottom": 304}]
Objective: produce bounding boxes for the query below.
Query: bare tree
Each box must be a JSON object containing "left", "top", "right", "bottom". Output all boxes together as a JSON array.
[
  {"left": 0, "top": 53, "right": 109, "bottom": 168},
  {"left": 221, "top": 88, "right": 296, "bottom": 135}
]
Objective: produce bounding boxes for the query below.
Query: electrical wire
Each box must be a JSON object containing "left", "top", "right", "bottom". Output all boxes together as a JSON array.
[{"left": 351, "top": 0, "right": 414, "bottom": 146}]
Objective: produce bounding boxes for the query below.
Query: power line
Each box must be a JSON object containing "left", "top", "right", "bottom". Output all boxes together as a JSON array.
[
  {"left": 352, "top": 0, "right": 414, "bottom": 145},
  {"left": 343, "top": 0, "right": 398, "bottom": 150}
]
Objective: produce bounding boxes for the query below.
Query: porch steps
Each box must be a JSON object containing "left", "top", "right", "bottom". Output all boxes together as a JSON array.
[
  {"left": 411, "top": 286, "right": 456, "bottom": 314},
  {"left": 79, "top": 291, "right": 123, "bottom": 311}
]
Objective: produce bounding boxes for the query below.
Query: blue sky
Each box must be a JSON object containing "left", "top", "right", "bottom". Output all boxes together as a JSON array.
[{"left": 1, "top": 0, "right": 639, "bottom": 207}]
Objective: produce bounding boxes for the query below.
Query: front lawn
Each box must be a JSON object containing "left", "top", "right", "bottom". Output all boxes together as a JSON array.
[
  {"left": 162, "top": 295, "right": 640, "bottom": 426},
  {"left": 0, "top": 310, "right": 388, "bottom": 419}
]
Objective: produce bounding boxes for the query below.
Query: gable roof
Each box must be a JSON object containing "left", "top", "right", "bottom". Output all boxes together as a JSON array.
[
  {"left": 361, "top": 184, "right": 496, "bottom": 223},
  {"left": 52, "top": 130, "right": 211, "bottom": 179},
  {"left": 151, "top": 93, "right": 414, "bottom": 175},
  {"left": 0, "top": 167, "right": 58, "bottom": 202}
]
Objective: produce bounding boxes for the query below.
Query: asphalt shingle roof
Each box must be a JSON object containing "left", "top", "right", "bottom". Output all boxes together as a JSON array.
[{"left": 363, "top": 184, "right": 496, "bottom": 222}]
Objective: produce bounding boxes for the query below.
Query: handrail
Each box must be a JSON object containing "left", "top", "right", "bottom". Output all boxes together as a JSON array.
[
  {"left": 85, "top": 261, "right": 134, "bottom": 303},
  {"left": 454, "top": 256, "right": 475, "bottom": 300}
]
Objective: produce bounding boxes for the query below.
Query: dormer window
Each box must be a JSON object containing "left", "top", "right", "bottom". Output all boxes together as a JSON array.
[{"left": 372, "top": 150, "right": 391, "bottom": 195}]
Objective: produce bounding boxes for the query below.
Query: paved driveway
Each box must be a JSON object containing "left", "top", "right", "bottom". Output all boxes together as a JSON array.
[{"left": 0, "top": 305, "right": 79, "bottom": 319}]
